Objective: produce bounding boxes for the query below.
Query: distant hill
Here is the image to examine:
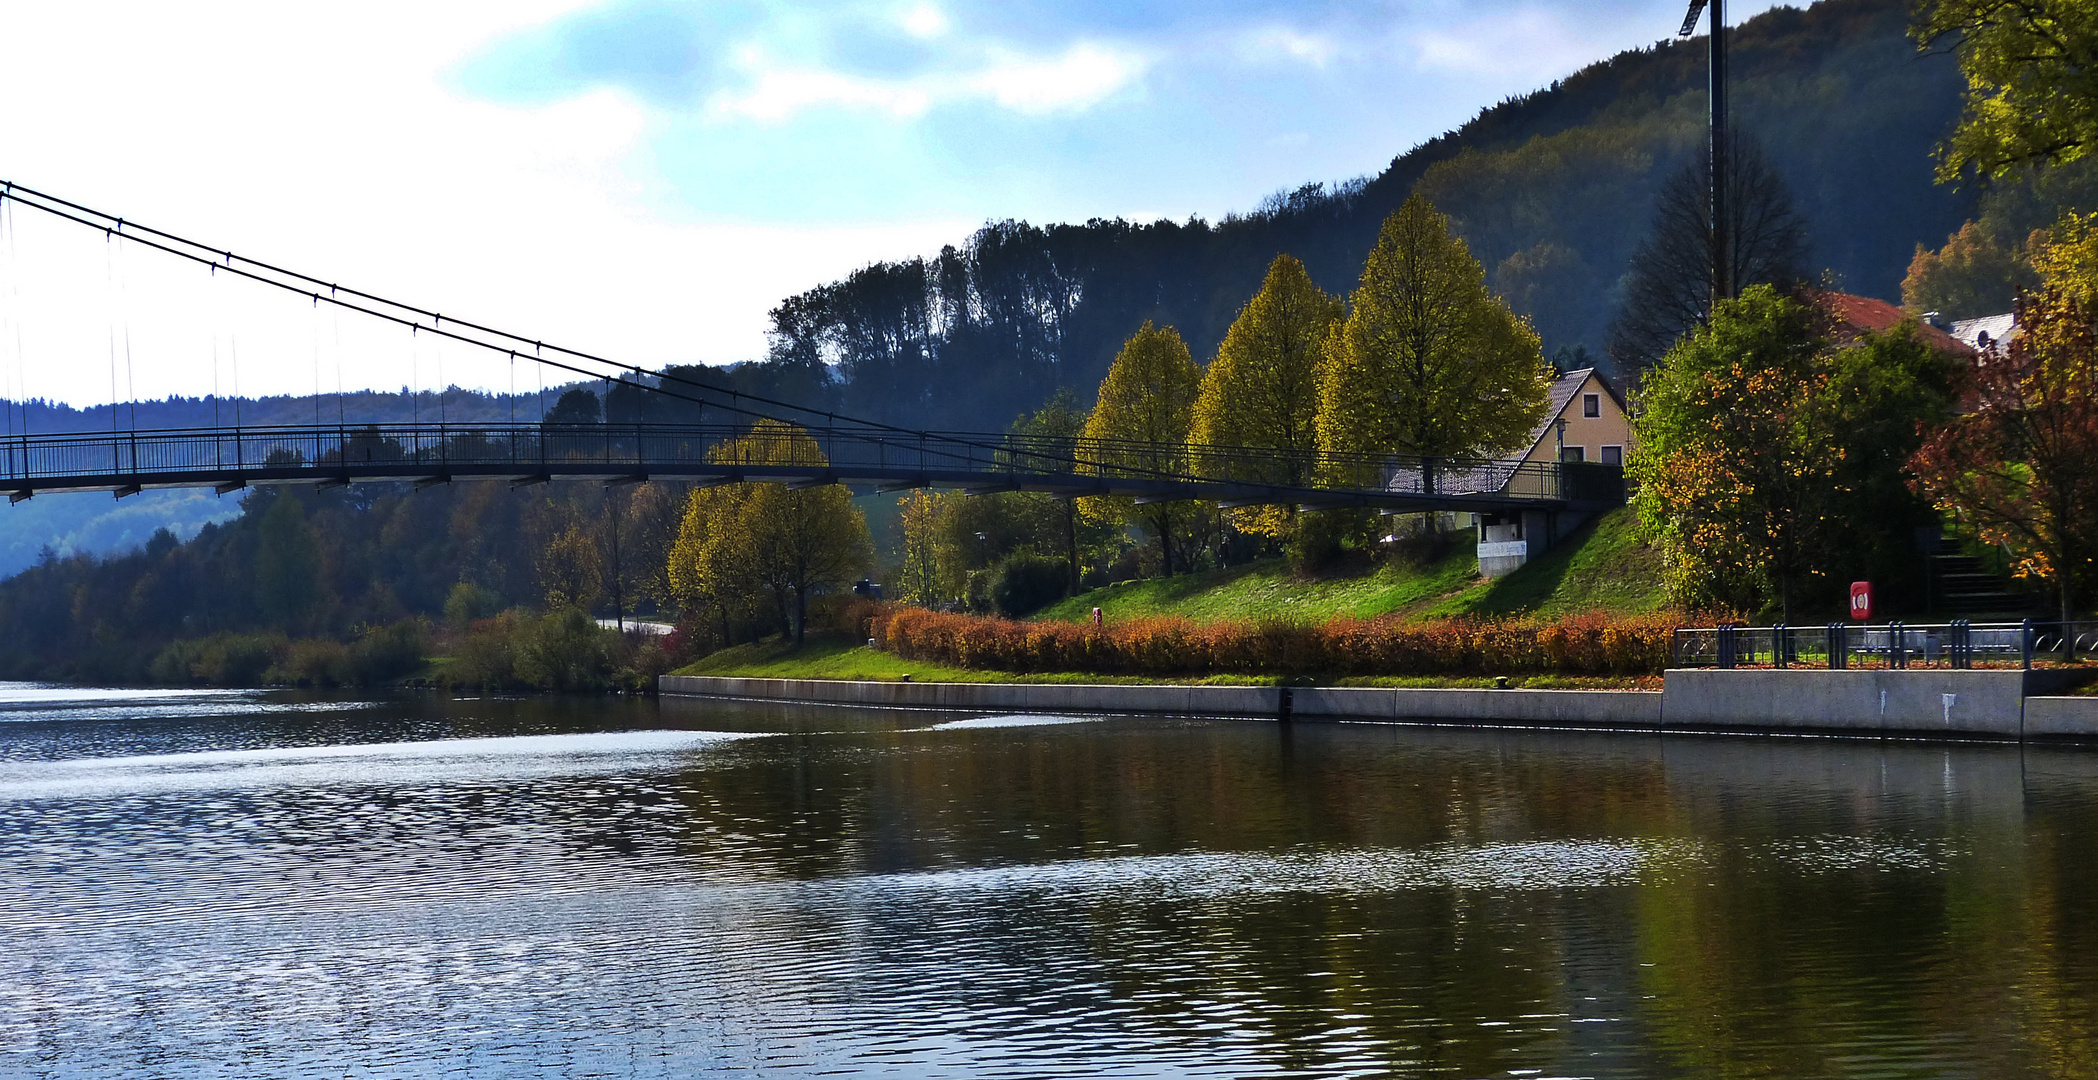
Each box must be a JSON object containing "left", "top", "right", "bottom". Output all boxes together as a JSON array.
[
  {"left": 0, "top": 385, "right": 584, "bottom": 579},
  {"left": 743, "top": 0, "right": 1985, "bottom": 428}
]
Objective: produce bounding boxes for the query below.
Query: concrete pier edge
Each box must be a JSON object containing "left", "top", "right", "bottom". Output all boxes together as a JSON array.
[{"left": 660, "top": 670, "right": 2098, "bottom": 741}]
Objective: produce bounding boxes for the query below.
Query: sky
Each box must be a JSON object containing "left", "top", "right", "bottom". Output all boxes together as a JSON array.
[{"left": 0, "top": 0, "right": 1789, "bottom": 408}]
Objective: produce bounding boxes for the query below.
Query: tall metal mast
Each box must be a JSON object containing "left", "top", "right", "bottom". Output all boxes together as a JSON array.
[{"left": 1681, "top": 0, "right": 1728, "bottom": 304}]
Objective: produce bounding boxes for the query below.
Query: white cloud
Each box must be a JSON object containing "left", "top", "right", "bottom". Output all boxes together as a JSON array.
[
  {"left": 0, "top": 1, "right": 968, "bottom": 407},
  {"left": 705, "top": 40, "right": 1148, "bottom": 125},
  {"left": 899, "top": 3, "right": 950, "bottom": 40},
  {"left": 1409, "top": 8, "right": 1619, "bottom": 80},
  {"left": 968, "top": 43, "right": 1150, "bottom": 114},
  {"left": 1238, "top": 26, "right": 1340, "bottom": 68},
  {"left": 709, "top": 56, "right": 937, "bottom": 122}
]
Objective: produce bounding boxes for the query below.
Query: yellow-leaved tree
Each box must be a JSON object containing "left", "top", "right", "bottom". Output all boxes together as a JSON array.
[
  {"left": 1191, "top": 254, "right": 1342, "bottom": 539},
  {"left": 667, "top": 419, "right": 872, "bottom": 643},
  {"left": 1316, "top": 194, "right": 1548, "bottom": 466},
  {"left": 1079, "top": 322, "right": 1206, "bottom": 575},
  {"left": 1901, "top": 220, "right": 2039, "bottom": 321}
]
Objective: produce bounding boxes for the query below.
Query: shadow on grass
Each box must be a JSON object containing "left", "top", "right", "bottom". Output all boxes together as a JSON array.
[{"left": 1432, "top": 507, "right": 1665, "bottom": 619}]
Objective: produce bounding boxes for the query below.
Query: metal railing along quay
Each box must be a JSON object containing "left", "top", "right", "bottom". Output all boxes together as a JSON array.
[
  {"left": 1673, "top": 620, "right": 2098, "bottom": 671},
  {"left": 0, "top": 422, "right": 1625, "bottom": 513}
]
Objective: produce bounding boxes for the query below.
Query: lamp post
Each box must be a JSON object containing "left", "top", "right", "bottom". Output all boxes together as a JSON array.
[{"left": 1680, "top": 0, "right": 1728, "bottom": 304}]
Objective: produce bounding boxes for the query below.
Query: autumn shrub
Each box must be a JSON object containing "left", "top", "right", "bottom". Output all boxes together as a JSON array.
[
  {"left": 272, "top": 638, "right": 351, "bottom": 686},
  {"left": 514, "top": 607, "right": 616, "bottom": 691},
  {"left": 446, "top": 613, "right": 523, "bottom": 690},
  {"left": 342, "top": 619, "right": 432, "bottom": 685},
  {"left": 867, "top": 606, "right": 1684, "bottom": 677},
  {"left": 989, "top": 552, "right": 1069, "bottom": 617}
]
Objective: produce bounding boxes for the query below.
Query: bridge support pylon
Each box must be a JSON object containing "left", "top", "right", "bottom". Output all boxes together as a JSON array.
[{"left": 1476, "top": 508, "right": 1595, "bottom": 579}]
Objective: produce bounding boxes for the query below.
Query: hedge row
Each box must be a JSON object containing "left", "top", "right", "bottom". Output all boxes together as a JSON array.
[{"left": 844, "top": 602, "right": 1682, "bottom": 677}]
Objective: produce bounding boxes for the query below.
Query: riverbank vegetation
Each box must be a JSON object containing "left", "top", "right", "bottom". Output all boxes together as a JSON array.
[
  {"left": 679, "top": 633, "right": 1657, "bottom": 690},
  {"left": 17, "top": 0, "right": 2098, "bottom": 688},
  {"left": 856, "top": 603, "right": 1679, "bottom": 680}
]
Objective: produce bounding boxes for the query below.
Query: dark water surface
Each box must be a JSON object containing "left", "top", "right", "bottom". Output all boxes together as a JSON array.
[{"left": 3, "top": 684, "right": 2097, "bottom": 1078}]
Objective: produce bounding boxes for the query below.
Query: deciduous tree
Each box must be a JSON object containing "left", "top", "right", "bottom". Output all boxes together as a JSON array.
[
  {"left": 1080, "top": 322, "right": 1206, "bottom": 576},
  {"left": 1606, "top": 135, "right": 1809, "bottom": 370},
  {"left": 1317, "top": 194, "right": 1548, "bottom": 465},
  {"left": 1910, "top": 290, "right": 2098, "bottom": 623},
  {"left": 667, "top": 420, "right": 872, "bottom": 642},
  {"left": 537, "top": 518, "right": 604, "bottom": 611},
  {"left": 1902, "top": 220, "right": 2040, "bottom": 319},
  {"left": 1917, "top": 0, "right": 2098, "bottom": 181},
  {"left": 895, "top": 490, "right": 946, "bottom": 608},
  {"left": 1192, "top": 254, "right": 1341, "bottom": 538},
  {"left": 1631, "top": 287, "right": 1837, "bottom": 617},
  {"left": 1631, "top": 286, "right": 1954, "bottom": 617},
  {"left": 255, "top": 492, "right": 324, "bottom": 631}
]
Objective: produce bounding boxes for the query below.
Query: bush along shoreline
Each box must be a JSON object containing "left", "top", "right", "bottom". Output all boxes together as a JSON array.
[
  {"left": 145, "top": 608, "right": 698, "bottom": 692},
  {"left": 850, "top": 602, "right": 1684, "bottom": 679}
]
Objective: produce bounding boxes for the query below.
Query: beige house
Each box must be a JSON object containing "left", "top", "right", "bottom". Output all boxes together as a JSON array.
[
  {"left": 1520, "top": 366, "right": 1631, "bottom": 467},
  {"left": 1477, "top": 366, "right": 1630, "bottom": 577}
]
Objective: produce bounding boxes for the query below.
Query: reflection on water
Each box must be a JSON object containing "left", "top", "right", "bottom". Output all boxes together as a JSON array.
[{"left": 2, "top": 682, "right": 2096, "bottom": 1078}]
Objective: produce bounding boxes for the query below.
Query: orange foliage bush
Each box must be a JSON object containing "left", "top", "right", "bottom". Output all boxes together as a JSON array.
[{"left": 853, "top": 604, "right": 1682, "bottom": 677}]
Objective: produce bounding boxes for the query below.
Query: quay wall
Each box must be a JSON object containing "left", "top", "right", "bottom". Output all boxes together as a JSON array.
[{"left": 660, "top": 672, "right": 2098, "bottom": 740}]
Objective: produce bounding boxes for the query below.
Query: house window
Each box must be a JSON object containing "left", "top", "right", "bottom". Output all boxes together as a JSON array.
[
  {"left": 1582, "top": 393, "right": 1601, "bottom": 418},
  {"left": 1600, "top": 445, "right": 1623, "bottom": 467},
  {"left": 1561, "top": 446, "right": 1585, "bottom": 463}
]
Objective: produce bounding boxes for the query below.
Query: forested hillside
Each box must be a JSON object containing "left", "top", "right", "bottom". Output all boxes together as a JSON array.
[{"left": 750, "top": 0, "right": 1976, "bottom": 428}]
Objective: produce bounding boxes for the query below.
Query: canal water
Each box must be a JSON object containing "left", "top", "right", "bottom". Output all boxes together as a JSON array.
[{"left": 2, "top": 684, "right": 2096, "bottom": 1078}]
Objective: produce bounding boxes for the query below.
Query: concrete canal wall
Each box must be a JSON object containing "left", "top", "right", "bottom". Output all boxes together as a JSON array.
[
  {"left": 662, "top": 671, "right": 2098, "bottom": 739},
  {"left": 659, "top": 676, "right": 1662, "bottom": 728}
]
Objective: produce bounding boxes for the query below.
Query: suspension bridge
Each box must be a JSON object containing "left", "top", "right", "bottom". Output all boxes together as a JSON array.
[{"left": 0, "top": 180, "right": 1624, "bottom": 518}]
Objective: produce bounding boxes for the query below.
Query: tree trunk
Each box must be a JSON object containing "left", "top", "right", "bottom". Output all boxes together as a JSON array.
[
  {"left": 1064, "top": 501, "right": 1079, "bottom": 595},
  {"left": 795, "top": 585, "right": 808, "bottom": 644}
]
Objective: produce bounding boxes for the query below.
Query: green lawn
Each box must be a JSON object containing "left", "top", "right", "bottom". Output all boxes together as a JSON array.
[
  {"left": 1034, "top": 540, "right": 1481, "bottom": 624},
  {"left": 1030, "top": 510, "right": 1667, "bottom": 627},
  {"left": 673, "top": 512, "right": 1668, "bottom": 688},
  {"left": 1426, "top": 507, "right": 1668, "bottom": 619}
]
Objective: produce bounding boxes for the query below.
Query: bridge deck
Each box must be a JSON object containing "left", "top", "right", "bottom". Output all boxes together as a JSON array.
[{"left": 0, "top": 423, "right": 1624, "bottom": 513}]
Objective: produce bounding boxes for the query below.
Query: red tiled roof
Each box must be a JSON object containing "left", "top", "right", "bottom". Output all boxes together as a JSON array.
[{"left": 1819, "top": 291, "right": 1976, "bottom": 359}]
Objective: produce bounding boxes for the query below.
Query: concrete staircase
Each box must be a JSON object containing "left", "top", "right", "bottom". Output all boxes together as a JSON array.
[{"left": 1928, "top": 538, "right": 2034, "bottom": 619}]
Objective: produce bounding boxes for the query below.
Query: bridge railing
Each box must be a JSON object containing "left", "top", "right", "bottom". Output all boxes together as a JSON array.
[{"left": 0, "top": 422, "right": 1621, "bottom": 505}]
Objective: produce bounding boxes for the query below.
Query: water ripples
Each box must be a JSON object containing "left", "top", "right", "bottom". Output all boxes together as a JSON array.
[{"left": 0, "top": 689, "right": 2077, "bottom": 1078}]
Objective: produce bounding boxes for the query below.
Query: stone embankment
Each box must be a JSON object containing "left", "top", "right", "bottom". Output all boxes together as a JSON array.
[{"left": 661, "top": 669, "right": 2098, "bottom": 740}]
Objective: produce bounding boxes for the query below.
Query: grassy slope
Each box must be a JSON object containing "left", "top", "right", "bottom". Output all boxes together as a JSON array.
[
  {"left": 1426, "top": 507, "right": 1668, "bottom": 619},
  {"left": 1033, "top": 509, "right": 1666, "bottom": 626},
  {"left": 1034, "top": 540, "right": 1481, "bottom": 624},
  {"left": 673, "top": 510, "right": 1667, "bottom": 688}
]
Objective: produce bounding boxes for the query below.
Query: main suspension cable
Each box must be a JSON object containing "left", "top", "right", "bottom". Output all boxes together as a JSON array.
[
  {"left": 0, "top": 179, "right": 1324, "bottom": 488},
  {"left": 0, "top": 180, "right": 1018, "bottom": 448}
]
